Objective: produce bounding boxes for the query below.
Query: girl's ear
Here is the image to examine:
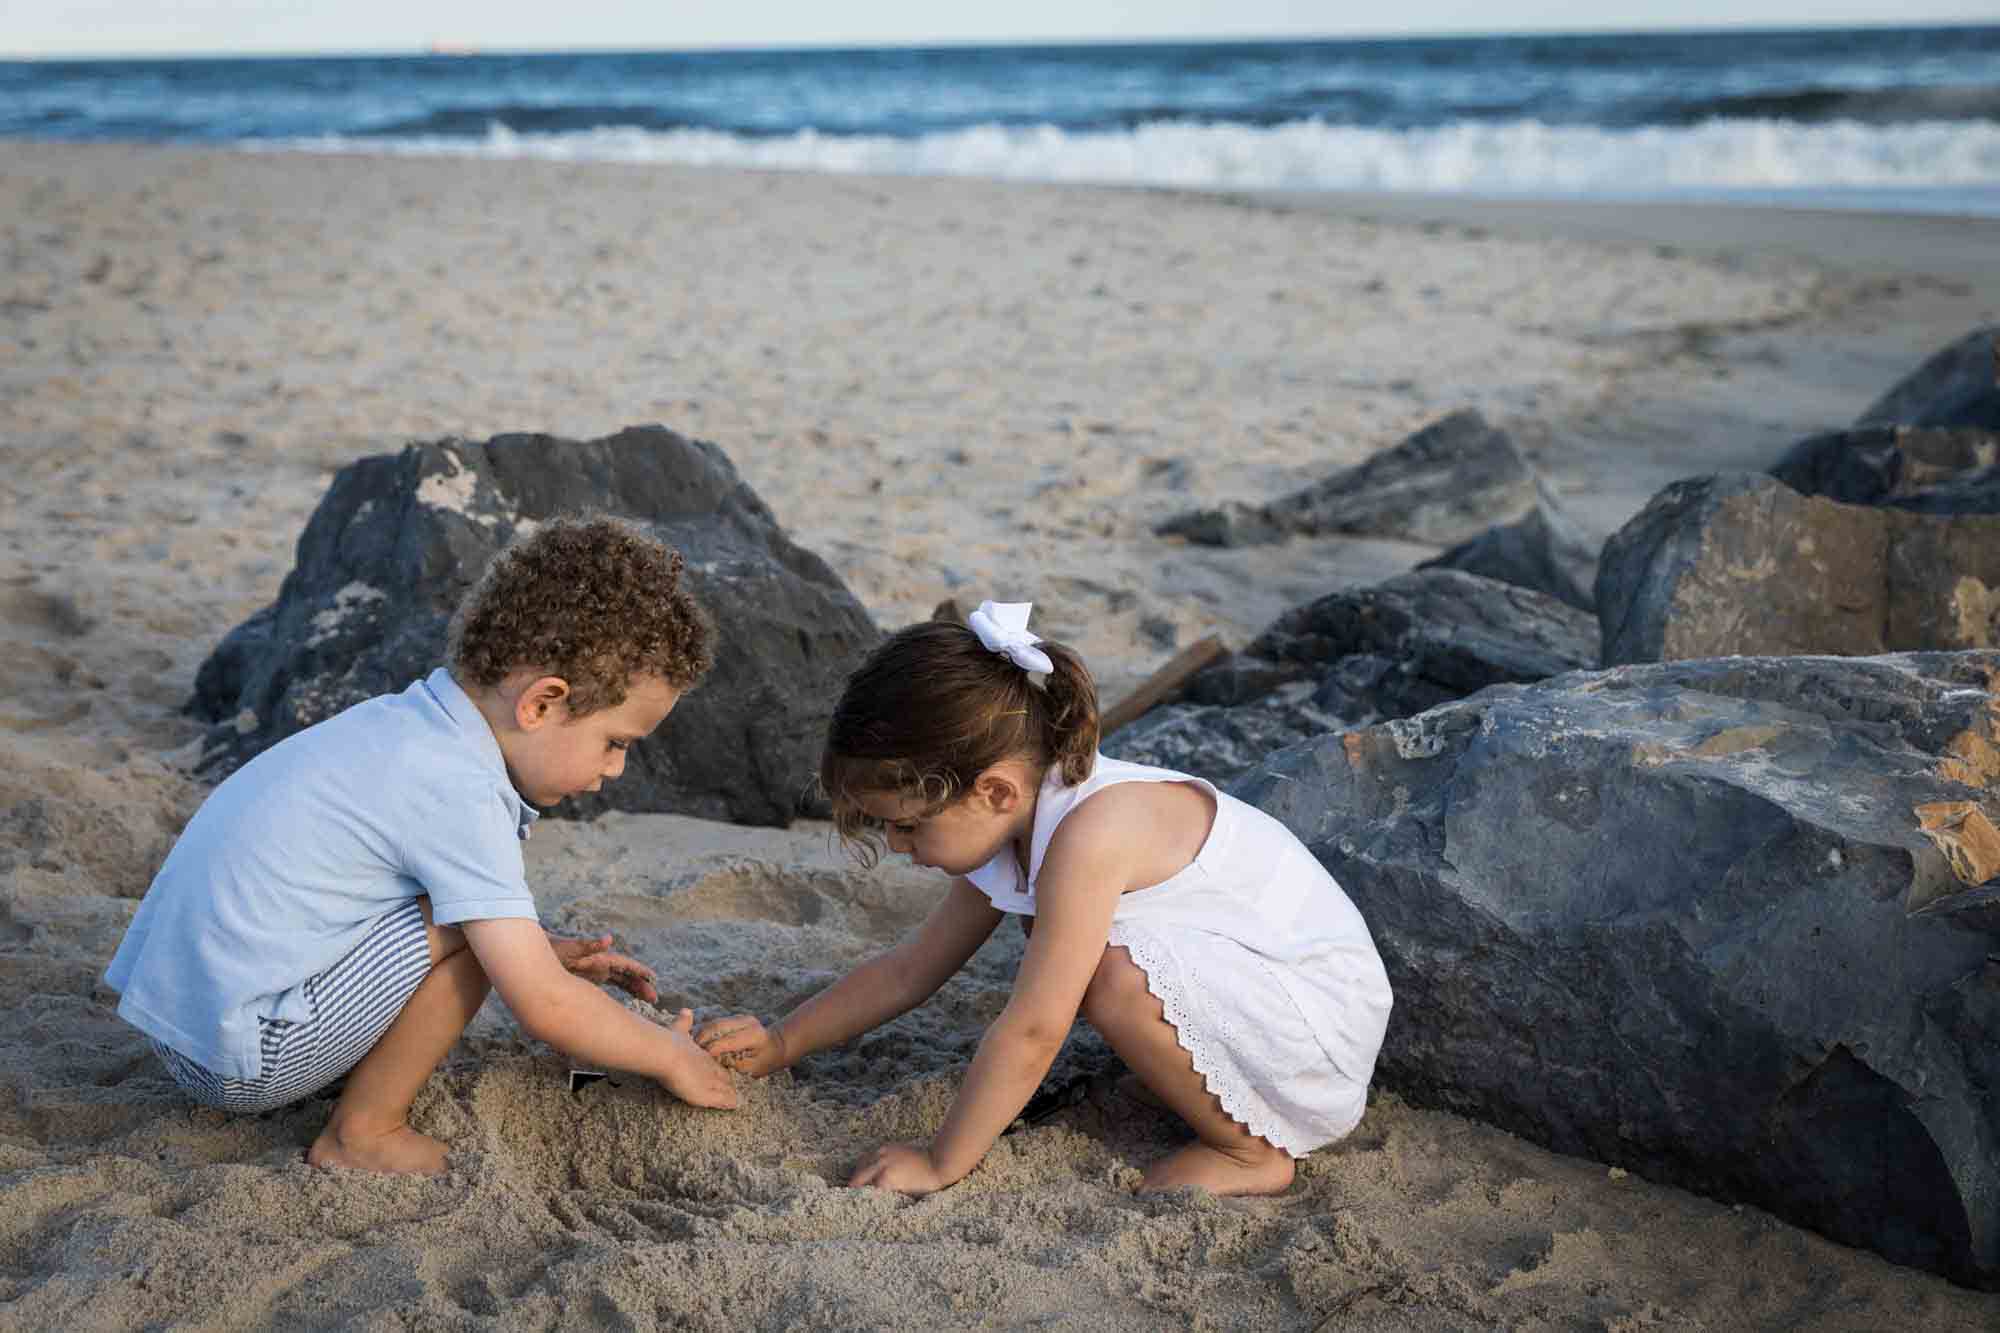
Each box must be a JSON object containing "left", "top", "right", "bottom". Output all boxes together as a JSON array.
[
  {"left": 975, "top": 768, "right": 1024, "bottom": 813},
  {"left": 513, "top": 675, "right": 571, "bottom": 731}
]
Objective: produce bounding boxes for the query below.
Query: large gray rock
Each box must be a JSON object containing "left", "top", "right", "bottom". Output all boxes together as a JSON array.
[
  {"left": 1769, "top": 425, "right": 2000, "bottom": 515},
  {"left": 192, "top": 427, "right": 881, "bottom": 826},
  {"left": 1597, "top": 472, "right": 2000, "bottom": 667},
  {"left": 1237, "top": 650, "right": 2000, "bottom": 1286},
  {"left": 1156, "top": 409, "right": 1547, "bottom": 548},
  {"left": 1107, "top": 569, "right": 1597, "bottom": 785},
  {"left": 1858, "top": 327, "right": 2000, "bottom": 430}
]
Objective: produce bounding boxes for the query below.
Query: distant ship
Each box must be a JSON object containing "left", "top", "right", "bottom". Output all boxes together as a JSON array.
[{"left": 425, "top": 39, "right": 479, "bottom": 55}]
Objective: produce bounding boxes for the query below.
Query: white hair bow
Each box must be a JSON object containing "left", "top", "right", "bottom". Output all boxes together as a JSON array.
[{"left": 968, "top": 600, "right": 1054, "bottom": 675}]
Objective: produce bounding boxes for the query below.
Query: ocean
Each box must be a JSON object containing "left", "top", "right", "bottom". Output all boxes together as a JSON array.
[{"left": 5, "top": 25, "right": 1999, "bottom": 216}]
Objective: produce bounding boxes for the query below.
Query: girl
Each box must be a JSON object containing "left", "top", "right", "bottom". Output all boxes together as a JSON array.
[{"left": 697, "top": 601, "right": 1391, "bottom": 1196}]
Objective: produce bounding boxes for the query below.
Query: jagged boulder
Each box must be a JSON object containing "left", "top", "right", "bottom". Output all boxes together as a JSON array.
[
  {"left": 1597, "top": 472, "right": 2000, "bottom": 667},
  {"left": 1769, "top": 425, "right": 2000, "bottom": 515},
  {"left": 1858, "top": 327, "right": 2000, "bottom": 430},
  {"left": 1237, "top": 650, "right": 2000, "bottom": 1287},
  {"left": 191, "top": 426, "right": 881, "bottom": 826},
  {"left": 1106, "top": 569, "right": 1597, "bottom": 785},
  {"left": 1105, "top": 688, "right": 1344, "bottom": 788},
  {"left": 1156, "top": 409, "right": 1548, "bottom": 548},
  {"left": 1190, "top": 567, "right": 1598, "bottom": 708},
  {"left": 1416, "top": 500, "right": 1598, "bottom": 610}
]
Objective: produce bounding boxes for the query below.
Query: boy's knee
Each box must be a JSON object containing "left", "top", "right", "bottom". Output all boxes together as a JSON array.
[
  {"left": 429, "top": 922, "right": 471, "bottom": 967},
  {"left": 413, "top": 897, "right": 471, "bottom": 966}
]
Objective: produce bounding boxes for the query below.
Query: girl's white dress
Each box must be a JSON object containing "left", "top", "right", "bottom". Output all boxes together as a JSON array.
[{"left": 966, "top": 753, "right": 1393, "bottom": 1155}]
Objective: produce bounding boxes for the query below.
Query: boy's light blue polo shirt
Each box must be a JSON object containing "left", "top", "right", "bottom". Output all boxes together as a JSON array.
[{"left": 103, "top": 668, "right": 541, "bottom": 1080}]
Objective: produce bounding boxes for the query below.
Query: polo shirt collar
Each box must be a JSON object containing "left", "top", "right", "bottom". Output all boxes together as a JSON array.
[{"left": 421, "top": 667, "right": 543, "bottom": 839}]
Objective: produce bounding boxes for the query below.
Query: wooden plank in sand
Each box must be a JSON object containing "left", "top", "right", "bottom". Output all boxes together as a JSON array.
[{"left": 1100, "top": 635, "right": 1228, "bottom": 736}]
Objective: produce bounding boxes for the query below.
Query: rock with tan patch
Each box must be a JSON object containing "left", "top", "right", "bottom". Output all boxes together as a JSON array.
[
  {"left": 190, "top": 426, "right": 880, "bottom": 825},
  {"left": 1238, "top": 649, "right": 2000, "bottom": 1287},
  {"left": 1596, "top": 472, "right": 2000, "bottom": 666}
]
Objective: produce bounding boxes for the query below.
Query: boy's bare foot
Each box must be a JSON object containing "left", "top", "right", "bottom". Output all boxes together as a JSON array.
[
  {"left": 1140, "top": 1140, "right": 1296, "bottom": 1197},
  {"left": 307, "top": 1121, "right": 449, "bottom": 1175}
]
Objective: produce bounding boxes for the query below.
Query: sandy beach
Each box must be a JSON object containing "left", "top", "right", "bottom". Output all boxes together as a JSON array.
[{"left": 3, "top": 139, "right": 1999, "bottom": 1329}]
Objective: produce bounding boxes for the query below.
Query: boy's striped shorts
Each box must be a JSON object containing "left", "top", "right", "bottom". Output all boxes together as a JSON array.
[{"left": 150, "top": 897, "right": 435, "bottom": 1114}]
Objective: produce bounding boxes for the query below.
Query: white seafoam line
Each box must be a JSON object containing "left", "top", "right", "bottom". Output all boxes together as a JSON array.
[{"left": 253, "top": 116, "right": 2000, "bottom": 216}]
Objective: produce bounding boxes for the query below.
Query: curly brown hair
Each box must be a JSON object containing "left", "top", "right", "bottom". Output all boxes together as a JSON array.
[
  {"left": 447, "top": 515, "right": 714, "bottom": 715},
  {"left": 820, "top": 618, "right": 1099, "bottom": 866}
]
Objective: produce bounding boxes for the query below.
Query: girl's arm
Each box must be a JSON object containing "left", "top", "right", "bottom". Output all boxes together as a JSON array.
[
  {"left": 852, "top": 792, "right": 1140, "bottom": 1193},
  {"left": 698, "top": 876, "right": 1002, "bottom": 1073}
]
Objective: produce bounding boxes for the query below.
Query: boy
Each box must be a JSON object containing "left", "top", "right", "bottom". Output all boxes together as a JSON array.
[{"left": 105, "top": 516, "right": 736, "bottom": 1174}]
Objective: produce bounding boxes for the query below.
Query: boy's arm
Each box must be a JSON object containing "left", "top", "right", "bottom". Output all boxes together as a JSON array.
[
  {"left": 459, "top": 917, "right": 737, "bottom": 1108},
  {"left": 703, "top": 877, "right": 1002, "bottom": 1070}
]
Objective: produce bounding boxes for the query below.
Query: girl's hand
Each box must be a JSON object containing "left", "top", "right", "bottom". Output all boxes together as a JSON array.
[
  {"left": 548, "top": 931, "right": 660, "bottom": 1005},
  {"left": 848, "top": 1142, "right": 952, "bottom": 1196},
  {"left": 694, "top": 1013, "right": 789, "bottom": 1077}
]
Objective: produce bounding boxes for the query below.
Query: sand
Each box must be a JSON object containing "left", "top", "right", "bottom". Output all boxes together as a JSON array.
[{"left": 3, "top": 138, "right": 1998, "bottom": 1329}]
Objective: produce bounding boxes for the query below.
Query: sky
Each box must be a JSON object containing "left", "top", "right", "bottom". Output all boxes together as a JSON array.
[{"left": 7, "top": 1, "right": 1995, "bottom": 57}]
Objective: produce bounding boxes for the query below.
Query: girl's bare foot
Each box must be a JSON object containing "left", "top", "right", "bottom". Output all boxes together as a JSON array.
[
  {"left": 1140, "top": 1140, "right": 1296, "bottom": 1196},
  {"left": 307, "top": 1120, "right": 448, "bottom": 1175}
]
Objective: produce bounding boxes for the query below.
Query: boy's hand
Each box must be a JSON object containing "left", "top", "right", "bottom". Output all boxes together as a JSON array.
[
  {"left": 656, "top": 1008, "right": 740, "bottom": 1109},
  {"left": 694, "top": 1013, "right": 788, "bottom": 1078},
  {"left": 547, "top": 931, "right": 659, "bottom": 1005},
  {"left": 848, "top": 1142, "right": 952, "bottom": 1196}
]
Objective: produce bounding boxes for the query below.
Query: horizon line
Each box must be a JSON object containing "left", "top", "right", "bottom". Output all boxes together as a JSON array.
[{"left": 4, "top": 17, "right": 1996, "bottom": 63}]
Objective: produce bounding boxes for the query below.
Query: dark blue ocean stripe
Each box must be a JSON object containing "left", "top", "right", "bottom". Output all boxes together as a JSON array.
[{"left": 4, "top": 27, "right": 1996, "bottom": 144}]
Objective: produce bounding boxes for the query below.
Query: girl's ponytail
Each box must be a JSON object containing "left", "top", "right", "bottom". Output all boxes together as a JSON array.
[{"left": 1036, "top": 641, "right": 1099, "bottom": 788}]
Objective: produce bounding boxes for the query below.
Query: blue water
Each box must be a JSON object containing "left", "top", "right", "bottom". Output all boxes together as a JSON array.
[{"left": 5, "top": 26, "right": 1999, "bottom": 214}]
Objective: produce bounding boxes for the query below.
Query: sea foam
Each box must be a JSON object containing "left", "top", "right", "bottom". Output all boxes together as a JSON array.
[{"left": 272, "top": 117, "right": 2000, "bottom": 210}]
